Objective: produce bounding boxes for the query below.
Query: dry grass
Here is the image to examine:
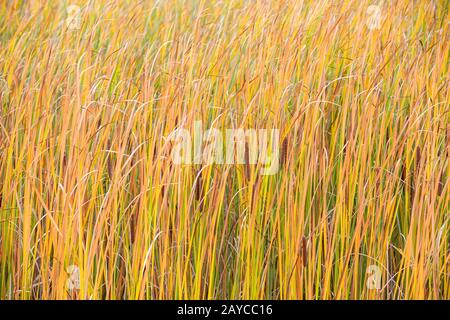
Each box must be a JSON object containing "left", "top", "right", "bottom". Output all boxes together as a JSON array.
[{"left": 0, "top": 0, "right": 449, "bottom": 299}]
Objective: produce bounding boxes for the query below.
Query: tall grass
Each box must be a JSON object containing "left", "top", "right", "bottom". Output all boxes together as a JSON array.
[{"left": 0, "top": 0, "right": 448, "bottom": 299}]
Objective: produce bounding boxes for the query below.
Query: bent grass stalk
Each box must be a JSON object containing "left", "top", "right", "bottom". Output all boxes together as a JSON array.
[{"left": 0, "top": 0, "right": 449, "bottom": 299}]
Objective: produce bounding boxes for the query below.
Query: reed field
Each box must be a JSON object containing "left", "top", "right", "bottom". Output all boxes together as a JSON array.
[{"left": 0, "top": 0, "right": 449, "bottom": 300}]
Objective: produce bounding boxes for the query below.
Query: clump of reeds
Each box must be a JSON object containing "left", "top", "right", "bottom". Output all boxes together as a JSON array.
[{"left": 0, "top": 0, "right": 448, "bottom": 299}]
